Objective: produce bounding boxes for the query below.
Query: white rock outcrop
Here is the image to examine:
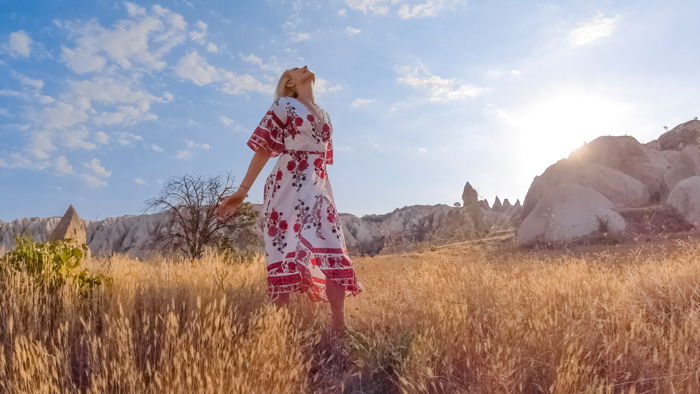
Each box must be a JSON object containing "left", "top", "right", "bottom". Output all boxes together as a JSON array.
[
  {"left": 517, "top": 119, "right": 700, "bottom": 245},
  {"left": 516, "top": 183, "right": 626, "bottom": 244},
  {"left": 666, "top": 176, "right": 700, "bottom": 228}
]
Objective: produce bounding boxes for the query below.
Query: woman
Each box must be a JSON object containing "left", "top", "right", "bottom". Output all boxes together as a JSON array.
[{"left": 215, "top": 65, "right": 364, "bottom": 335}]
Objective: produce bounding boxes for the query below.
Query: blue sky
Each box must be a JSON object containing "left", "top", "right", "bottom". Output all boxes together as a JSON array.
[{"left": 1, "top": 0, "right": 699, "bottom": 222}]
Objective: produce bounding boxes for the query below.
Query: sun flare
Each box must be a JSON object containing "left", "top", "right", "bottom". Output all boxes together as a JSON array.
[{"left": 502, "top": 91, "right": 637, "bottom": 180}]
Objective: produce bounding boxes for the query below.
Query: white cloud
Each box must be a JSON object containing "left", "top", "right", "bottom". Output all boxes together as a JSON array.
[
  {"left": 175, "top": 149, "right": 191, "bottom": 160},
  {"left": 125, "top": 2, "right": 146, "bottom": 16},
  {"left": 41, "top": 76, "right": 160, "bottom": 132},
  {"left": 8, "top": 31, "right": 32, "bottom": 57},
  {"left": 485, "top": 67, "right": 523, "bottom": 79},
  {"left": 185, "top": 139, "right": 209, "bottom": 149},
  {"left": 398, "top": 0, "right": 462, "bottom": 19},
  {"left": 95, "top": 131, "right": 110, "bottom": 144},
  {"left": 314, "top": 78, "right": 342, "bottom": 95},
  {"left": 54, "top": 155, "right": 73, "bottom": 174},
  {"left": 288, "top": 31, "right": 311, "bottom": 42},
  {"left": 239, "top": 53, "right": 282, "bottom": 73},
  {"left": 83, "top": 158, "right": 111, "bottom": 177},
  {"left": 396, "top": 63, "right": 484, "bottom": 101},
  {"left": 417, "top": 147, "right": 428, "bottom": 153},
  {"left": 176, "top": 51, "right": 272, "bottom": 95},
  {"left": 63, "top": 127, "right": 97, "bottom": 150},
  {"left": 151, "top": 144, "right": 163, "bottom": 152},
  {"left": 116, "top": 131, "right": 143, "bottom": 146},
  {"left": 345, "top": 0, "right": 462, "bottom": 18},
  {"left": 190, "top": 20, "right": 207, "bottom": 44},
  {"left": 29, "top": 130, "right": 56, "bottom": 159},
  {"left": 345, "top": 0, "right": 392, "bottom": 16},
  {"left": 134, "top": 177, "right": 146, "bottom": 185},
  {"left": 14, "top": 72, "right": 43, "bottom": 90},
  {"left": 81, "top": 158, "right": 111, "bottom": 187},
  {"left": 0, "top": 90, "right": 21, "bottom": 97},
  {"left": 206, "top": 42, "right": 218, "bottom": 53},
  {"left": 337, "top": 8, "right": 347, "bottom": 16},
  {"left": 176, "top": 139, "right": 209, "bottom": 160},
  {"left": 345, "top": 26, "right": 362, "bottom": 35},
  {"left": 175, "top": 51, "right": 219, "bottom": 85},
  {"left": 568, "top": 14, "right": 617, "bottom": 46},
  {"left": 351, "top": 98, "right": 375, "bottom": 108},
  {"left": 0, "top": 152, "right": 51, "bottom": 170},
  {"left": 58, "top": 4, "right": 188, "bottom": 74},
  {"left": 220, "top": 115, "right": 235, "bottom": 126}
]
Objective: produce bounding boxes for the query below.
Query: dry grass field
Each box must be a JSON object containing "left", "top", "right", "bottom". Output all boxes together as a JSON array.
[{"left": 1, "top": 234, "right": 700, "bottom": 393}]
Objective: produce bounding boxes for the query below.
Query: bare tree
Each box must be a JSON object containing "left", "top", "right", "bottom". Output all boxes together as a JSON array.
[{"left": 144, "top": 172, "right": 258, "bottom": 260}]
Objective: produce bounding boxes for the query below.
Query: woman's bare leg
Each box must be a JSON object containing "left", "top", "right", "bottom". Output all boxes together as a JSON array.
[{"left": 325, "top": 280, "right": 346, "bottom": 332}]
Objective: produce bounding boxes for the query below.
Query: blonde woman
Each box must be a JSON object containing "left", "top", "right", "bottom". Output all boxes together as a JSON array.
[{"left": 215, "top": 65, "right": 363, "bottom": 336}]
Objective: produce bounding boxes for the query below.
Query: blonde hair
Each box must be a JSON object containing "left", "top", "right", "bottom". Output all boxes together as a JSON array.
[{"left": 274, "top": 68, "right": 316, "bottom": 103}]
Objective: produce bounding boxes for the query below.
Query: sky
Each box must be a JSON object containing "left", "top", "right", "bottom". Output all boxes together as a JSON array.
[{"left": 1, "top": 0, "right": 699, "bottom": 222}]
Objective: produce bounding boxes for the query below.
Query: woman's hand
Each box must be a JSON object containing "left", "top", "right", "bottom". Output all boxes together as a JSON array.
[{"left": 215, "top": 190, "right": 246, "bottom": 220}]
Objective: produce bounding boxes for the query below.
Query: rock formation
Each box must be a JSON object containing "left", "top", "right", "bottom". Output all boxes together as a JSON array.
[
  {"left": 462, "top": 182, "right": 478, "bottom": 207},
  {"left": 2, "top": 182, "right": 523, "bottom": 257},
  {"left": 516, "top": 183, "right": 626, "bottom": 244},
  {"left": 502, "top": 198, "right": 512, "bottom": 211},
  {"left": 460, "top": 181, "right": 486, "bottom": 236},
  {"left": 49, "top": 205, "right": 87, "bottom": 245},
  {"left": 667, "top": 176, "right": 700, "bottom": 228},
  {"left": 517, "top": 119, "right": 700, "bottom": 245},
  {"left": 492, "top": 197, "right": 503, "bottom": 212}
]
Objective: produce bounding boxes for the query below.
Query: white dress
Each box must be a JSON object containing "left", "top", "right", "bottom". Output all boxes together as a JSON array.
[{"left": 247, "top": 96, "right": 364, "bottom": 302}]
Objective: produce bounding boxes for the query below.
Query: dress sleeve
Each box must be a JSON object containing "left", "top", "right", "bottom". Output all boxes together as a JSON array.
[{"left": 246, "top": 98, "right": 288, "bottom": 157}]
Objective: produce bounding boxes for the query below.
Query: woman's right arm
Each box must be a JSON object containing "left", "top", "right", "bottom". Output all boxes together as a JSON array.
[{"left": 215, "top": 148, "right": 272, "bottom": 219}]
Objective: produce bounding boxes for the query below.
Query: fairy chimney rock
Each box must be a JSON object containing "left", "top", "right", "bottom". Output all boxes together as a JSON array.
[
  {"left": 49, "top": 205, "right": 87, "bottom": 245},
  {"left": 503, "top": 198, "right": 512, "bottom": 210},
  {"left": 514, "top": 199, "right": 522, "bottom": 209},
  {"left": 479, "top": 199, "right": 490, "bottom": 210},
  {"left": 493, "top": 196, "right": 503, "bottom": 212},
  {"left": 462, "top": 182, "right": 479, "bottom": 207}
]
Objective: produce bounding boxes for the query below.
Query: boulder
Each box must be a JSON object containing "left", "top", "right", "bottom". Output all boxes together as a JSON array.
[
  {"left": 568, "top": 135, "right": 667, "bottom": 202},
  {"left": 663, "top": 146, "right": 700, "bottom": 193},
  {"left": 516, "top": 183, "right": 626, "bottom": 245},
  {"left": 657, "top": 120, "right": 700, "bottom": 150},
  {"left": 520, "top": 159, "right": 650, "bottom": 221},
  {"left": 666, "top": 176, "right": 700, "bottom": 228}
]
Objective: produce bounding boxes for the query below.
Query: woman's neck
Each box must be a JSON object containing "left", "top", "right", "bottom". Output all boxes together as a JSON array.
[{"left": 295, "top": 81, "right": 315, "bottom": 106}]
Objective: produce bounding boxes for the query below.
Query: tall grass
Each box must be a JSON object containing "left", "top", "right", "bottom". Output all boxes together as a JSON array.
[{"left": 1, "top": 238, "right": 699, "bottom": 393}]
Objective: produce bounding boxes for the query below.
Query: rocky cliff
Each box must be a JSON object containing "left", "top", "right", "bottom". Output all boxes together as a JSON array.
[{"left": 1, "top": 188, "right": 521, "bottom": 258}]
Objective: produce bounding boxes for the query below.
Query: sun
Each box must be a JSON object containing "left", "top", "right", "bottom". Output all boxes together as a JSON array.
[{"left": 502, "top": 90, "right": 637, "bottom": 180}]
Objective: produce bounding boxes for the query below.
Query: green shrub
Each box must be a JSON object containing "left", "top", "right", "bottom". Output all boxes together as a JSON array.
[{"left": 0, "top": 235, "right": 110, "bottom": 297}]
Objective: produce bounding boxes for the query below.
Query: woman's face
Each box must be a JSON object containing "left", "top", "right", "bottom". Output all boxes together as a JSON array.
[{"left": 287, "top": 65, "right": 314, "bottom": 86}]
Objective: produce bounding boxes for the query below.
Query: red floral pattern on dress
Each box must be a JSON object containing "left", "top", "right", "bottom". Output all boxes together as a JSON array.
[{"left": 265, "top": 208, "right": 288, "bottom": 254}]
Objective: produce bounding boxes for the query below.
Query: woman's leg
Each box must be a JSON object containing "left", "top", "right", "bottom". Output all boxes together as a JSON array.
[{"left": 325, "top": 280, "right": 346, "bottom": 332}]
